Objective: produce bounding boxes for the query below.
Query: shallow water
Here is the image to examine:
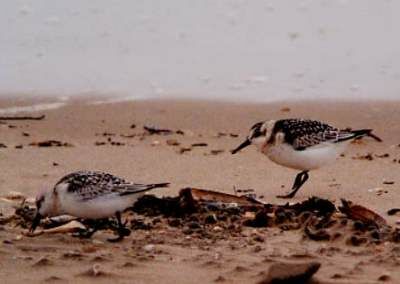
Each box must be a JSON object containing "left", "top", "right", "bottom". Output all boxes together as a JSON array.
[{"left": 1, "top": 0, "right": 399, "bottom": 103}]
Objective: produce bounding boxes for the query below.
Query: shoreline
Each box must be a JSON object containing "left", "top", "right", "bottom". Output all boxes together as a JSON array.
[{"left": 0, "top": 94, "right": 400, "bottom": 115}]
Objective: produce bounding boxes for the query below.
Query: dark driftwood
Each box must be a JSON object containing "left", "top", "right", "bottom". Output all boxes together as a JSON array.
[{"left": 0, "top": 114, "right": 45, "bottom": 121}]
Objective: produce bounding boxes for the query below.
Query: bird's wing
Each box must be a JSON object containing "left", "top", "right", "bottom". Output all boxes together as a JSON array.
[
  {"left": 293, "top": 128, "right": 362, "bottom": 150},
  {"left": 56, "top": 171, "right": 128, "bottom": 200},
  {"left": 275, "top": 119, "right": 340, "bottom": 150},
  {"left": 116, "top": 183, "right": 169, "bottom": 196},
  {"left": 56, "top": 171, "right": 168, "bottom": 201}
]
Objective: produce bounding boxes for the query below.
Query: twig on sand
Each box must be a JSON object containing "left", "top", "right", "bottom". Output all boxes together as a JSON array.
[{"left": 0, "top": 115, "right": 45, "bottom": 121}]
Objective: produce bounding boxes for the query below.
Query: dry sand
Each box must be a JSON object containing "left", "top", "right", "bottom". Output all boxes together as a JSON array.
[{"left": 1, "top": 99, "right": 400, "bottom": 283}]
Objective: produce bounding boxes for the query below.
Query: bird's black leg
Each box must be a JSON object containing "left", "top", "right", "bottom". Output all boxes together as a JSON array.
[
  {"left": 277, "top": 171, "right": 309, "bottom": 199},
  {"left": 107, "top": 211, "right": 131, "bottom": 242}
]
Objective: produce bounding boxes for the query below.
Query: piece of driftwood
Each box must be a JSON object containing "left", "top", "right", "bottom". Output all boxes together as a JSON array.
[
  {"left": 180, "top": 187, "right": 264, "bottom": 207},
  {"left": 339, "top": 199, "right": 387, "bottom": 227},
  {"left": 0, "top": 115, "right": 45, "bottom": 120}
]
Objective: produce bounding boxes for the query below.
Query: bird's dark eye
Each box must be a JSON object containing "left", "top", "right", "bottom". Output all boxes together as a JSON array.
[
  {"left": 250, "top": 122, "right": 263, "bottom": 131},
  {"left": 254, "top": 129, "right": 266, "bottom": 138},
  {"left": 249, "top": 121, "right": 266, "bottom": 139}
]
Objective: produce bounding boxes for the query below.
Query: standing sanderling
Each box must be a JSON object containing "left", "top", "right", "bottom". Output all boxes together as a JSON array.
[
  {"left": 30, "top": 170, "right": 169, "bottom": 241},
  {"left": 231, "top": 118, "right": 375, "bottom": 198}
]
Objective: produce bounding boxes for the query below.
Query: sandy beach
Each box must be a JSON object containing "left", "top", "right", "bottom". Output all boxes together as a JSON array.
[{"left": 1, "top": 98, "right": 400, "bottom": 283}]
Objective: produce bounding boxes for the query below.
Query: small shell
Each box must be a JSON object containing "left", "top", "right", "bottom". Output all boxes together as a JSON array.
[
  {"left": 2, "top": 191, "right": 26, "bottom": 201},
  {"left": 26, "top": 220, "right": 86, "bottom": 236}
]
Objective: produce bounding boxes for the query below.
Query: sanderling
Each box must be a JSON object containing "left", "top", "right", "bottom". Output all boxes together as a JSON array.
[
  {"left": 232, "top": 118, "right": 375, "bottom": 198},
  {"left": 30, "top": 170, "right": 169, "bottom": 241}
]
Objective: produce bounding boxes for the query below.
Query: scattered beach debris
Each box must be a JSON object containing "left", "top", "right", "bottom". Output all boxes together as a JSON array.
[
  {"left": 120, "top": 133, "right": 136, "bottom": 138},
  {"left": 178, "top": 147, "right": 192, "bottom": 154},
  {"left": 94, "top": 137, "right": 125, "bottom": 146},
  {"left": 95, "top": 132, "right": 116, "bottom": 137},
  {"left": 210, "top": 149, "right": 224, "bottom": 155},
  {"left": 130, "top": 124, "right": 136, "bottom": 129},
  {"left": 378, "top": 275, "right": 391, "bottom": 282},
  {"left": 166, "top": 139, "right": 180, "bottom": 146},
  {"left": 376, "top": 153, "right": 390, "bottom": 158},
  {"left": 29, "top": 140, "right": 74, "bottom": 147},
  {"left": 144, "top": 125, "right": 184, "bottom": 135},
  {"left": 368, "top": 187, "right": 388, "bottom": 196},
  {"left": 258, "top": 261, "right": 321, "bottom": 284},
  {"left": 383, "top": 181, "right": 394, "bottom": 185},
  {"left": 5, "top": 187, "right": 400, "bottom": 248},
  {"left": 191, "top": 143, "right": 208, "bottom": 147},
  {"left": 22, "top": 132, "right": 30, "bottom": 137},
  {"left": 352, "top": 153, "right": 374, "bottom": 160},
  {"left": 0, "top": 143, "right": 7, "bottom": 148},
  {"left": 109, "top": 141, "right": 125, "bottom": 146},
  {"left": 215, "top": 132, "right": 239, "bottom": 138},
  {"left": 44, "top": 276, "right": 64, "bottom": 282},
  {"left": 0, "top": 114, "right": 45, "bottom": 121}
]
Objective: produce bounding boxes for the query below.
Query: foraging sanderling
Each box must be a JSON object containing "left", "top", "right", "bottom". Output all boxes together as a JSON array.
[
  {"left": 232, "top": 118, "right": 374, "bottom": 198},
  {"left": 30, "top": 170, "right": 169, "bottom": 241}
]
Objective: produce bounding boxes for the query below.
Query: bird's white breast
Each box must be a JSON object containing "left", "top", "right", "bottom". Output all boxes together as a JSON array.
[
  {"left": 264, "top": 141, "right": 349, "bottom": 171},
  {"left": 59, "top": 190, "right": 144, "bottom": 219}
]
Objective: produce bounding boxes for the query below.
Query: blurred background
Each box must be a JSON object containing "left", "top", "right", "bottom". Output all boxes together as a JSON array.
[{"left": 1, "top": 0, "right": 399, "bottom": 102}]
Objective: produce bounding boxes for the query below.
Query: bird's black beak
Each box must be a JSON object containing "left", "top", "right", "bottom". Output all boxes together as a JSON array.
[
  {"left": 30, "top": 213, "right": 42, "bottom": 233},
  {"left": 231, "top": 138, "right": 251, "bottom": 154}
]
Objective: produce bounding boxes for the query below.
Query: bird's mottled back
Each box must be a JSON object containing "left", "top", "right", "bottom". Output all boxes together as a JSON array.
[
  {"left": 55, "top": 171, "right": 130, "bottom": 200},
  {"left": 56, "top": 171, "right": 127, "bottom": 190},
  {"left": 54, "top": 171, "right": 168, "bottom": 201},
  {"left": 273, "top": 119, "right": 339, "bottom": 150}
]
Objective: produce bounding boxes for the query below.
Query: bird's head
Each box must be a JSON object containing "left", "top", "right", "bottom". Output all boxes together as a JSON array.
[
  {"left": 30, "top": 189, "right": 56, "bottom": 233},
  {"left": 231, "top": 120, "right": 275, "bottom": 154}
]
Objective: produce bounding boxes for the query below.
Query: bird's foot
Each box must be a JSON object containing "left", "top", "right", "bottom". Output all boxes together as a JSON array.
[
  {"left": 107, "top": 227, "right": 131, "bottom": 242},
  {"left": 276, "top": 192, "right": 296, "bottom": 199}
]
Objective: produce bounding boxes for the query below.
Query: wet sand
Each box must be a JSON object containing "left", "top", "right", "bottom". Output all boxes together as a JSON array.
[{"left": 1, "top": 99, "right": 400, "bottom": 283}]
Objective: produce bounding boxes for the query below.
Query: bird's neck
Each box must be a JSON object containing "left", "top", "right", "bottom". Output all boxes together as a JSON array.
[{"left": 252, "top": 136, "right": 268, "bottom": 152}]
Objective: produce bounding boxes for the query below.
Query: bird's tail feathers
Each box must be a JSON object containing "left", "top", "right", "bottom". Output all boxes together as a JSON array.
[
  {"left": 147, "top": 183, "right": 170, "bottom": 190},
  {"left": 119, "top": 182, "right": 169, "bottom": 196},
  {"left": 337, "top": 128, "right": 382, "bottom": 143},
  {"left": 351, "top": 129, "right": 372, "bottom": 138}
]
